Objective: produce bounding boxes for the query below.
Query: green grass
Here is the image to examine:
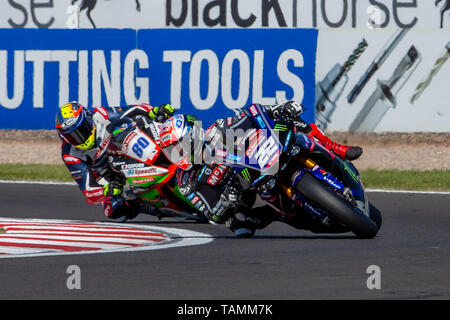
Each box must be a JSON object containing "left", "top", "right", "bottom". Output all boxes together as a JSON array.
[
  {"left": 0, "top": 164, "right": 449, "bottom": 192},
  {"left": 0, "top": 163, "right": 73, "bottom": 182},
  {"left": 360, "top": 169, "right": 450, "bottom": 192}
]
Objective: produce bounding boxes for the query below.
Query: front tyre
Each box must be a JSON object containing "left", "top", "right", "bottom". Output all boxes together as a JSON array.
[
  {"left": 369, "top": 202, "right": 382, "bottom": 231},
  {"left": 295, "top": 172, "right": 379, "bottom": 239}
]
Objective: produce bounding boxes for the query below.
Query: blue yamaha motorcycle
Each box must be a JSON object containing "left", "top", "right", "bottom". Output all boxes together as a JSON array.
[{"left": 207, "top": 104, "right": 382, "bottom": 238}]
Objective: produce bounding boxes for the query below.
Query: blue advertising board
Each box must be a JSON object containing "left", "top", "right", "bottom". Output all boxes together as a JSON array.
[{"left": 0, "top": 28, "right": 317, "bottom": 129}]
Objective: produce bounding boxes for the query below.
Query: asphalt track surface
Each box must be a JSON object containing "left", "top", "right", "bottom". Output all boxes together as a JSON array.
[{"left": 0, "top": 183, "right": 449, "bottom": 300}]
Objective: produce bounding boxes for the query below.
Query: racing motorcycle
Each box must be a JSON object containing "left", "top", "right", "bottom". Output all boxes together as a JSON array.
[
  {"left": 105, "top": 118, "right": 207, "bottom": 222},
  {"left": 205, "top": 104, "right": 382, "bottom": 238}
]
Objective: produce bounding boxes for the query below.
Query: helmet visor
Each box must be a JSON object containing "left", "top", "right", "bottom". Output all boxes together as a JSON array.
[{"left": 57, "top": 112, "right": 95, "bottom": 146}]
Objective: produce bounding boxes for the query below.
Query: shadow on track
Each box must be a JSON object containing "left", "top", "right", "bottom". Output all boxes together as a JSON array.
[
  {"left": 171, "top": 235, "right": 358, "bottom": 240},
  {"left": 104, "top": 220, "right": 360, "bottom": 240}
]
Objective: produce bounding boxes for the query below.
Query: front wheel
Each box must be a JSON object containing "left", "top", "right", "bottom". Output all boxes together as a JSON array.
[
  {"left": 295, "top": 172, "right": 379, "bottom": 239},
  {"left": 369, "top": 203, "right": 382, "bottom": 231}
]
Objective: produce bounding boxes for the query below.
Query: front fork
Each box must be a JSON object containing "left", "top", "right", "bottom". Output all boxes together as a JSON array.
[
  {"left": 286, "top": 156, "right": 347, "bottom": 196},
  {"left": 279, "top": 156, "right": 355, "bottom": 223}
]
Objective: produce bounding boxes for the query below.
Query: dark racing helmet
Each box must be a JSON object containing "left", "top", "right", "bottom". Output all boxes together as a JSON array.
[
  {"left": 159, "top": 114, "right": 204, "bottom": 171},
  {"left": 55, "top": 102, "right": 96, "bottom": 150}
]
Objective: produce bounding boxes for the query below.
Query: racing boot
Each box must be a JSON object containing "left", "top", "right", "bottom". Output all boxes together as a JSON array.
[
  {"left": 226, "top": 213, "right": 257, "bottom": 238},
  {"left": 308, "top": 123, "right": 363, "bottom": 161},
  {"left": 103, "top": 197, "right": 141, "bottom": 222},
  {"left": 226, "top": 210, "right": 274, "bottom": 238}
]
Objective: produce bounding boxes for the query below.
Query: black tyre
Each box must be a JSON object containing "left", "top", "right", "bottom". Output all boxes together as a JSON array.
[
  {"left": 295, "top": 172, "right": 379, "bottom": 239},
  {"left": 369, "top": 203, "right": 382, "bottom": 231}
]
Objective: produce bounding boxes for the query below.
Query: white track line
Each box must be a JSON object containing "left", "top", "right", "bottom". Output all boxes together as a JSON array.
[
  {"left": 366, "top": 188, "right": 450, "bottom": 195},
  {"left": 0, "top": 180, "right": 76, "bottom": 186},
  {"left": 1, "top": 179, "right": 449, "bottom": 195}
]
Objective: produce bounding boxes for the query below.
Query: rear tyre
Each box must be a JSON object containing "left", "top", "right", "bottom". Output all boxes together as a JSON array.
[{"left": 295, "top": 172, "right": 379, "bottom": 239}]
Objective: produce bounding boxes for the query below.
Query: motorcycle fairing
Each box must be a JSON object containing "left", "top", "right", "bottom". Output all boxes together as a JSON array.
[
  {"left": 121, "top": 128, "right": 161, "bottom": 165},
  {"left": 294, "top": 133, "right": 366, "bottom": 204},
  {"left": 109, "top": 123, "right": 178, "bottom": 190}
]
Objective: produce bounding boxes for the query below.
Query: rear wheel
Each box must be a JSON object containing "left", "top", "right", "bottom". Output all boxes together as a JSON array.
[{"left": 295, "top": 172, "right": 379, "bottom": 239}]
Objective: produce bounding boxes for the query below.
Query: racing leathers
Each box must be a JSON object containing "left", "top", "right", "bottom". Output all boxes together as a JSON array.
[
  {"left": 60, "top": 103, "right": 172, "bottom": 221},
  {"left": 176, "top": 101, "right": 363, "bottom": 236}
]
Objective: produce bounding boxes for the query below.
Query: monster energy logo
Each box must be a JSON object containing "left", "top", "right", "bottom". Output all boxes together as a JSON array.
[
  {"left": 343, "top": 161, "right": 359, "bottom": 183},
  {"left": 274, "top": 124, "right": 288, "bottom": 131},
  {"left": 241, "top": 168, "right": 251, "bottom": 181},
  {"left": 187, "top": 115, "right": 200, "bottom": 123}
]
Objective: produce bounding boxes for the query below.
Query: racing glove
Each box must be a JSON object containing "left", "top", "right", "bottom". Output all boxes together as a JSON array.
[
  {"left": 268, "top": 101, "right": 304, "bottom": 122},
  {"left": 280, "top": 101, "right": 303, "bottom": 118},
  {"left": 220, "top": 185, "right": 241, "bottom": 209},
  {"left": 103, "top": 181, "right": 123, "bottom": 197},
  {"left": 209, "top": 185, "right": 241, "bottom": 224},
  {"left": 149, "top": 104, "right": 175, "bottom": 122}
]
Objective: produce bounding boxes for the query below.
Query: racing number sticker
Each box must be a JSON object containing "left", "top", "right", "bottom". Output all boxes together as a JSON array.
[
  {"left": 127, "top": 132, "right": 159, "bottom": 163},
  {"left": 132, "top": 137, "right": 150, "bottom": 158},
  {"left": 254, "top": 136, "right": 279, "bottom": 168}
]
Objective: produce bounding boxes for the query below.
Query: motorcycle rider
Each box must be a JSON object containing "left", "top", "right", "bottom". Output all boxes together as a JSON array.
[
  {"left": 161, "top": 100, "right": 363, "bottom": 237},
  {"left": 55, "top": 101, "right": 175, "bottom": 222}
]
